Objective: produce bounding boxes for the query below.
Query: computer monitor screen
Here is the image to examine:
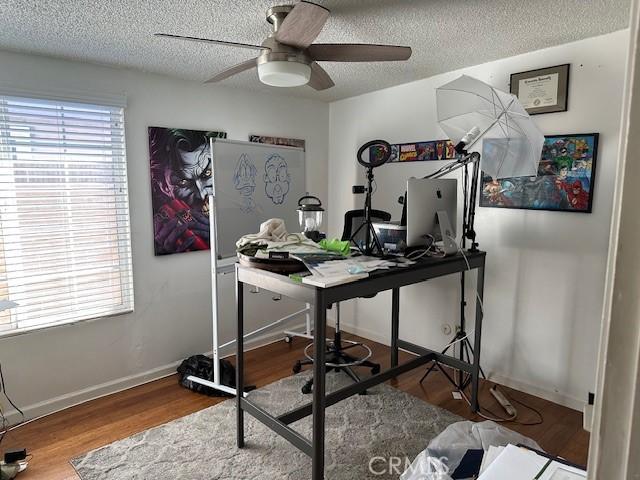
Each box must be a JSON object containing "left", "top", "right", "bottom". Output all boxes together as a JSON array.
[{"left": 406, "top": 178, "right": 457, "bottom": 247}]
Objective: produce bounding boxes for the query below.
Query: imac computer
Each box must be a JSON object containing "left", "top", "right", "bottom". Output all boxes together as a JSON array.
[
  {"left": 373, "top": 178, "right": 458, "bottom": 255},
  {"left": 406, "top": 178, "right": 457, "bottom": 253}
]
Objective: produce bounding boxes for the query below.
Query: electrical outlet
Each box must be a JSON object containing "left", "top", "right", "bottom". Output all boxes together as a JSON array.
[{"left": 441, "top": 324, "right": 452, "bottom": 336}]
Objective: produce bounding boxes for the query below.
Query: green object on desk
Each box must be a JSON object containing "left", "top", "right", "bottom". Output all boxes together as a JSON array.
[
  {"left": 289, "top": 271, "right": 311, "bottom": 283},
  {"left": 319, "top": 238, "right": 350, "bottom": 256}
]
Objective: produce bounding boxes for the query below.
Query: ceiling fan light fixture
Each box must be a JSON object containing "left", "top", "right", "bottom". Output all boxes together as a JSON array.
[
  {"left": 257, "top": 60, "right": 311, "bottom": 87},
  {"left": 158, "top": 0, "right": 413, "bottom": 91}
]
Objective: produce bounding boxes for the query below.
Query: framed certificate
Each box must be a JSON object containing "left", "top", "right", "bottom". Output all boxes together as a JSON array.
[{"left": 510, "top": 64, "right": 570, "bottom": 115}]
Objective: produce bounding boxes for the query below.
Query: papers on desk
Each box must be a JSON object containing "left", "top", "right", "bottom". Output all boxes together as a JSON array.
[
  {"left": 294, "top": 255, "right": 407, "bottom": 288},
  {"left": 478, "top": 444, "right": 586, "bottom": 480},
  {"left": 302, "top": 271, "right": 368, "bottom": 287}
]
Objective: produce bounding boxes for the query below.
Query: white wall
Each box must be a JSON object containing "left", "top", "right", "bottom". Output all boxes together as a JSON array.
[
  {"left": 0, "top": 50, "right": 329, "bottom": 420},
  {"left": 328, "top": 30, "right": 629, "bottom": 409}
]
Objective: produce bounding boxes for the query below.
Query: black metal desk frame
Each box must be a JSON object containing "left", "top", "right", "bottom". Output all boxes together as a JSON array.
[{"left": 235, "top": 251, "right": 486, "bottom": 480}]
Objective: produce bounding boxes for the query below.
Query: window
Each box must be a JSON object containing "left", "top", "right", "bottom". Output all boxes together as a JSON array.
[{"left": 0, "top": 94, "right": 133, "bottom": 335}]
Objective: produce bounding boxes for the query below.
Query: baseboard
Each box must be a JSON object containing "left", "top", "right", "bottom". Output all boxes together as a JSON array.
[
  {"left": 337, "top": 320, "right": 390, "bottom": 346},
  {"left": 2, "top": 322, "right": 305, "bottom": 426},
  {"left": 3, "top": 318, "right": 584, "bottom": 426},
  {"left": 338, "top": 320, "right": 584, "bottom": 412},
  {"left": 3, "top": 359, "right": 187, "bottom": 426}
]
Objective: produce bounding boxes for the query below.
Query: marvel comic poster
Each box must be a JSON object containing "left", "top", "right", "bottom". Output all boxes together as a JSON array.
[
  {"left": 148, "top": 127, "right": 227, "bottom": 255},
  {"left": 370, "top": 139, "right": 458, "bottom": 164},
  {"left": 480, "top": 133, "right": 598, "bottom": 212}
]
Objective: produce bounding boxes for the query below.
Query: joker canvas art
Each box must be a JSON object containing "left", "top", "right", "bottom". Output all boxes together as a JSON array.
[{"left": 148, "top": 127, "right": 226, "bottom": 255}]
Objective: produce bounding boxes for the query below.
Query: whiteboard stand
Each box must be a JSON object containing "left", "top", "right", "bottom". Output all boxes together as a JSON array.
[
  {"left": 248, "top": 288, "right": 313, "bottom": 343},
  {"left": 185, "top": 196, "right": 312, "bottom": 397},
  {"left": 284, "top": 308, "right": 313, "bottom": 343}
]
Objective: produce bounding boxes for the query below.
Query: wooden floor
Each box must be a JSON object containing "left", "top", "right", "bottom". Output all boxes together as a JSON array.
[{"left": 2, "top": 331, "right": 589, "bottom": 479}]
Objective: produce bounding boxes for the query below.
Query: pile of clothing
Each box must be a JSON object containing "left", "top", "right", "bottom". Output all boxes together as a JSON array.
[{"left": 236, "top": 218, "right": 349, "bottom": 257}]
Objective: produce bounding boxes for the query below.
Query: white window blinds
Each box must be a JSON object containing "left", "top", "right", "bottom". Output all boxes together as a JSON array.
[{"left": 0, "top": 94, "right": 134, "bottom": 336}]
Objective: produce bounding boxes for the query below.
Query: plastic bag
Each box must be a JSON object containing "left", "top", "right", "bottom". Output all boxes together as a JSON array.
[{"left": 401, "top": 421, "right": 542, "bottom": 480}]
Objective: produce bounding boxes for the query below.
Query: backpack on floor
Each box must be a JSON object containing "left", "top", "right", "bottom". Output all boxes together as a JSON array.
[{"left": 176, "top": 354, "right": 236, "bottom": 396}]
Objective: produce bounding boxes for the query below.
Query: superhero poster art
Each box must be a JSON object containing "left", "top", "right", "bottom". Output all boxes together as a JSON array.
[
  {"left": 370, "top": 139, "right": 458, "bottom": 164},
  {"left": 149, "top": 127, "right": 227, "bottom": 255},
  {"left": 480, "top": 133, "right": 598, "bottom": 213}
]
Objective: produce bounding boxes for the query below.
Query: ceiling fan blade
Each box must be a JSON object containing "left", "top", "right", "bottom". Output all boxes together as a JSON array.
[
  {"left": 307, "top": 62, "right": 335, "bottom": 91},
  {"left": 308, "top": 44, "right": 412, "bottom": 62},
  {"left": 274, "top": 1, "right": 330, "bottom": 49},
  {"left": 205, "top": 58, "right": 259, "bottom": 83},
  {"left": 154, "top": 33, "right": 269, "bottom": 52}
]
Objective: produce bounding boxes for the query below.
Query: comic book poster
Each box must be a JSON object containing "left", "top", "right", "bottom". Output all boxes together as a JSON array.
[
  {"left": 148, "top": 127, "right": 227, "bottom": 255},
  {"left": 479, "top": 134, "right": 598, "bottom": 212},
  {"left": 372, "top": 139, "right": 458, "bottom": 164},
  {"left": 249, "top": 134, "right": 306, "bottom": 150}
]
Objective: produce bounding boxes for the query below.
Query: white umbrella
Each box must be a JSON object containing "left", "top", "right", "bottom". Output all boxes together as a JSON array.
[{"left": 436, "top": 75, "right": 544, "bottom": 179}]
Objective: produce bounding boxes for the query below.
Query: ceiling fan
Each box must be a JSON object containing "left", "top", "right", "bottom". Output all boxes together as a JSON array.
[{"left": 155, "top": 1, "right": 412, "bottom": 91}]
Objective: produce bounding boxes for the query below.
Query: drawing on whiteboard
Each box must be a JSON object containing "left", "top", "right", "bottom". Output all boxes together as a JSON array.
[
  {"left": 264, "top": 154, "right": 291, "bottom": 205},
  {"left": 233, "top": 153, "right": 257, "bottom": 213}
]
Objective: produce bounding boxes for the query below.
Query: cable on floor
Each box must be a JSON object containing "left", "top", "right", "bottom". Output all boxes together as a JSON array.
[
  {"left": 453, "top": 375, "right": 544, "bottom": 426},
  {"left": 0, "top": 360, "right": 25, "bottom": 446}
]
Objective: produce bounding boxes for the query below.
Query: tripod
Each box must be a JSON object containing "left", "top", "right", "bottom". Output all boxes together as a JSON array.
[
  {"left": 419, "top": 152, "right": 487, "bottom": 391},
  {"left": 350, "top": 165, "right": 383, "bottom": 256},
  {"left": 419, "top": 330, "right": 485, "bottom": 389},
  {"left": 349, "top": 139, "right": 391, "bottom": 256}
]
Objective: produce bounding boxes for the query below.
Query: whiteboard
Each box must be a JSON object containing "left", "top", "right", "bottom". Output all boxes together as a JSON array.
[{"left": 211, "top": 138, "right": 305, "bottom": 259}]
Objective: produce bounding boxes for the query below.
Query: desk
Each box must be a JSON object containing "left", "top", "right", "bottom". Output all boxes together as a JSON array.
[{"left": 235, "top": 250, "right": 486, "bottom": 480}]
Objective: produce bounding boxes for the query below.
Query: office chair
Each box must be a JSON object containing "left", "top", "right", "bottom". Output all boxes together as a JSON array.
[{"left": 292, "top": 209, "right": 391, "bottom": 394}]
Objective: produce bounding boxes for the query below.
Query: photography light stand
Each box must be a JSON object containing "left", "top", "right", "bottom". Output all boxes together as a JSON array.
[
  {"left": 350, "top": 164, "right": 384, "bottom": 255},
  {"left": 350, "top": 140, "right": 392, "bottom": 256},
  {"left": 425, "top": 75, "right": 544, "bottom": 398},
  {"left": 419, "top": 150, "right": 487, "bottom": 391}
]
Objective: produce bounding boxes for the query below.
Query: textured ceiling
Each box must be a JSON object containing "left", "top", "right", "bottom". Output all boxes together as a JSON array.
[{"left": 0, "top": 0, "right": 630, "bottom": 102}]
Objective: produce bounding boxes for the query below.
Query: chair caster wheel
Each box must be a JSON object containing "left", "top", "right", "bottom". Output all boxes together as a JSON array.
[
  {"left": 302, "top": 383, "right": 312, "bottom": 394},
  {"left": 293, "top": 362, "right": 302, "bottom": 374},
  {"left": 371, "top": 365, "right": 380, "bottom": 375},
  {"left": 284, "top": 335, "right": 292, "bottom": 344}
]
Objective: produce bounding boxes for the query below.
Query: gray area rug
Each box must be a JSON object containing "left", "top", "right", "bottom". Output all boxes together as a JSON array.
[{"left": 71, "top": 373, "right": 462, "bottom": 479}]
